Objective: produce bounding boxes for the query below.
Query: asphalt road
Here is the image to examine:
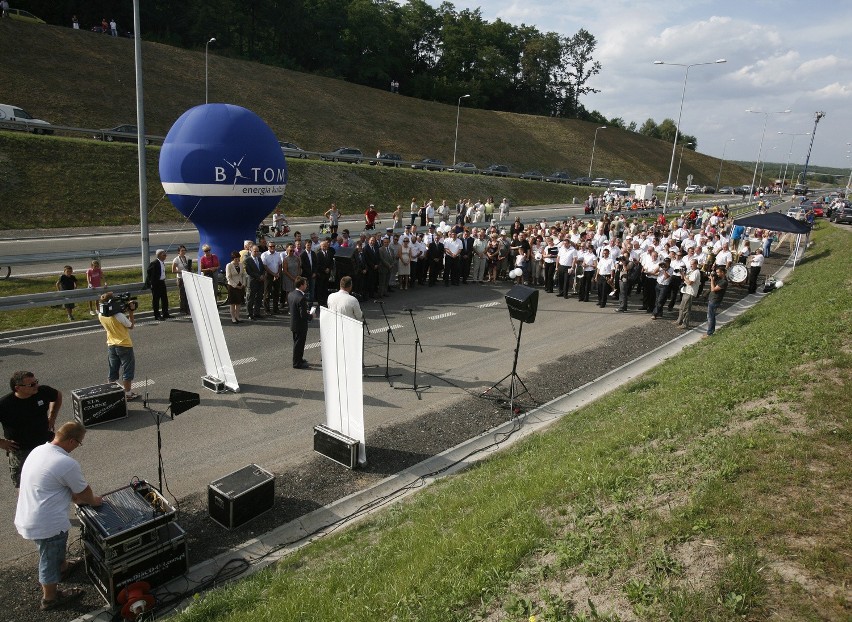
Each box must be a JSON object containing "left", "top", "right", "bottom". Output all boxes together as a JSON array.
[{"left": 0, "top": 276, "right": 651, "bottom": 562}]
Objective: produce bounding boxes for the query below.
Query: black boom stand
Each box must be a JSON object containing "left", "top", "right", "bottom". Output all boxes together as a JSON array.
[
  {"left": 481, "top": 320, "right": 532, "bottom": 414},
  {"left": 143, "top": 388, "right": 200, "bottom": 492},
  {"left": 365, "top": 300, "right": 401, "bottom": 385},
  {"left": 395, "top": 308, "right": 431, "bottom": 399}
]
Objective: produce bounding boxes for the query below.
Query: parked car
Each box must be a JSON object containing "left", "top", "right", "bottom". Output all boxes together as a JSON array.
[
  {"left": 370, "top": 152, "right": 402, "bottom": 166},
  {"left": 482, "top": 164, "right": 510, "bottom": 176},
  {"left": 591, "top": 177, "right": 611, "bottom": 187},
  {"left": 786, "top": 206, "right": 807, "bottom": 221},
  {"left": 793, "top": 183, "right": 809, "bottom": 196},
  {"left": 0, "top": 103, "right": 52, "bottom": 135},
  {"left": 545, "top": 171, "right": 572, "bottom": 183},
  {"left": 699, "top": 185, "right": 716, "bottom": 194},
  {"left": 608, "top": 179, "right": 627, "bottom": 188},
  {"left": 321, "top": 147, "right": 363, "bottom": 163},
  {"left": 735, "top": 185, "right": 752, "bottom": 196},
  {"left": 411, "top": 158, "right": 444, "bottom": 171},
  {"left": 95, "top": 124, "right": 151, "bottom": 144},
  {"left": 7, "top": 8, "right": 46, "bottom": 23},
  {"left": 655, "top": 182, "right": 673, "bottom": 191},
  {"left": 451, "top": 162, "right": 479, "bottom": 174},
  {"left": 572, "top": 176, "right": 593, "bottom": 186},
  {"left": 279, "top": 141, "right": 308, "bottom": 159},
  {"left": 521, "top": 170, "right": 544, "bottom": 181},
  {"left": 718, "top": 186, "right": 735, "bottom": 195},
  {"left": 831, "top": 202, "right": 852, "bottom": 224},
  {"left": 684, "top": 185, "right": 701, "bottom": 194}
]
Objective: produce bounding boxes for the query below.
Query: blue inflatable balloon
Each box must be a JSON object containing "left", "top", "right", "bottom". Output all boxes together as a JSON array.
[{"left": 159, "top": 104, "right": 287, "bottom": 274}]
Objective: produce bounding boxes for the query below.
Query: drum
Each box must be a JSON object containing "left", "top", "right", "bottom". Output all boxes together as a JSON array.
[{"left": 729, "top": 263, "right": 748, "bottom": 284}]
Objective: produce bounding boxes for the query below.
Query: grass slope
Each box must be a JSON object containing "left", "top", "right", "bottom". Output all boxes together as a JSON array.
[
  {"left": 170, "top": 224, "right": 850, "bottom": 621},
  {"left": 0, "top": 20, "right": 755, "bottom": 228}
]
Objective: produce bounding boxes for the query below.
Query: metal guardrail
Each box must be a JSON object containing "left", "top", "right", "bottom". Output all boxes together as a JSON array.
[
  {"left": 0, "top": 281, "right": 161, "bottom": 313},
  {"left": 0, "top": 243, "right": 199, "bottom": 279}
]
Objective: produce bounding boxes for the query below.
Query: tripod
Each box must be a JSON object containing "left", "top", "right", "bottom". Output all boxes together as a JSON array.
[
  {"left": 481, "top": 320, "right": 533, "bottom": 414},
  {"left": 142, "top": 401, "right": 172, "bottom": 493},
  {"left": 365, "top": 300, "right": 401, "bottom": 384},
  {"left": 395, "top": 308, "right": 431, "bottom": 398}
]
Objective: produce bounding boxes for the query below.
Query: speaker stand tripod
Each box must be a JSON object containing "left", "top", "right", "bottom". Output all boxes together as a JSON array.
[{"left": 481, "top": 321, "right": 533, "bottom": 414}]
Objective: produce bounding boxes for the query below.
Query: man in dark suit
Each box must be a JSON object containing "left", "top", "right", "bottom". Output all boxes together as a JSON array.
[
  {"left": 460, "top": 230, "right": 474, "bottom": 283},
  {"left": 427, "top": 232, "right": 445, "bottom": 286},
  {"left": 243, "top": 245, "right": 265, "bottom": 320},
  {"left": 300, "top": 240, "right": 318, "bottom": 304},
  {"left": 147, "top": 249, "right": 170, "bottom": 320},
  {"left": 363, "top": 236, "right": 381, "bottom": 298},
  {"left": 314, "top": 240, "right": 335, "bottom": 305},
  {"left": 288, "top": 277, "right": 312, "bottom": 369}
]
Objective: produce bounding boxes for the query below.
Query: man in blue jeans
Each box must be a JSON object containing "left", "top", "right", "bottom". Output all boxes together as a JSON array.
[
  {"left": 97, "top": 292, "right": 139, "bottom": 400},
  {"left": 704, "top": 266, "right": 728, "bottom": 338},
  {"left": 15, "top": 421, "right": 102, "bottom": 610}
]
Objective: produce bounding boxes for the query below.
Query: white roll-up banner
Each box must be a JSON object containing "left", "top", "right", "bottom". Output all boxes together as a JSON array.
[
  {"left": 319, "top": 307, "right": 366, "bottom": 464},
  {"left": 183, "top": 271, "right": 240, "bottom": 392}
]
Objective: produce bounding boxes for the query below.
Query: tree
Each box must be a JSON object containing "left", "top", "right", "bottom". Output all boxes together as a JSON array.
[
  {"left": 559, "top": 28, "right": 601, "bottom": 117},
  {"left": 639, "top": 118, "right": 659, "bottom": 138}
]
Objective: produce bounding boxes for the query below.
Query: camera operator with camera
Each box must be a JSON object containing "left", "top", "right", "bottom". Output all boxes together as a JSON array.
[{"left": 97, "top": 292, "right": 140, "bottom": 402}]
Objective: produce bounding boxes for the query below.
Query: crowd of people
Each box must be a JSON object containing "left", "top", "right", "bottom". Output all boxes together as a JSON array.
[{"left": 225, "top": 201, "right": 778, "bottom": 340}]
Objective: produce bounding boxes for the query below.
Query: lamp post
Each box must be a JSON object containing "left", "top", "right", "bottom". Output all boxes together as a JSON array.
[
  {"left": 758, "top": 145, "right": 777, "bottom": 191},
  {"left": 675, "top": 142, "right": 693, "bottom": 191},
  {"left": 745, "top": 108, "right": 791, "bottom": 204},
  {"left": 778, "top": 131, "right": 809, "bottom": 194},
  {"left": 653, "top": 58, "right": 726, "bottom": 212},
  {"left": 205, "top": 37, "right": 216, "bottom": 104},
  {"left": 453, "top": 94, "right": 471, "bottom": 166},
  {"left": 846, "top": 156, "right": 852, "bottom": 196},
  {"left": 588, "top": 126, "right": 607, "bottom": 178},
  {"left": 715, "top": 138, "right": 734, "bottom": 190}
]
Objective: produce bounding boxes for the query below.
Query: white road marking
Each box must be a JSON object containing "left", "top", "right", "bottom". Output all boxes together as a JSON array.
[
  {"left": 477, "top": 301, "right": 500, "bottom": 308},
  {"left": 428, "top": 312, "right": 457, "bottom": 320}
]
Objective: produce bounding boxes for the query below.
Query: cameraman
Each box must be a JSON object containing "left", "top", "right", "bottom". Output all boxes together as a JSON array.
[{"left": 97, "top": 292, "right": 139, "bottom": 401}]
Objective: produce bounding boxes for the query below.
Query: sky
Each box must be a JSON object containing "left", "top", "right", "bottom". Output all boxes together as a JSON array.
[{"left": 428, "top": 0, "right": 852, "bottom": 171}]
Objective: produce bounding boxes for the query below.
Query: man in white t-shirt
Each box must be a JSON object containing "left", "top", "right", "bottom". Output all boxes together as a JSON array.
[
  {"left": 676, "top": 258, "right": 701, "bottom": 329},
  {"left": 326, "top": 276, "right": 363, "bottom": 321},
  {"left": 15, "top": 421, "right": 102, "bottom": 610}
]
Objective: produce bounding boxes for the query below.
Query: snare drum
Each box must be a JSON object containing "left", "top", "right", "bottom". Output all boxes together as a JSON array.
[{"left": 728, "top": 263, "right": 748, "bottom": 284}]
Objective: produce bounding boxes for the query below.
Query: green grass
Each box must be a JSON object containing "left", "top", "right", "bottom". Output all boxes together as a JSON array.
[
  {"left": 0, "top": 19, "right": 756, "bottom": 229},
  {"left": 166, "top": 226, "right": 850, "bottom": 621}
]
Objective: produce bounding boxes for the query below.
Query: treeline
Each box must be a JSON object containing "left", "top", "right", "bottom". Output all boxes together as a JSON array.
[{"left": 34, "top": 0, "right": 602, "bottom": 118}]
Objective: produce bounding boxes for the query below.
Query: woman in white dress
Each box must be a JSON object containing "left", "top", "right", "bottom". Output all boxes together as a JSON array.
[{"left": 397, "top": 238, "right": 413, "bottom": 290}]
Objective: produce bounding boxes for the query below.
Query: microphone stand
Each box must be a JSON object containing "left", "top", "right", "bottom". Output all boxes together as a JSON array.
[
  {"left": 395, "top": 308, "right": 431, "bottom": 398},
  {"left": 481, "top": 320, "right": 533, "bottom": 415},
  {"left": 143, "top": 391, "right": 172, "bottom": 493},
  {"left": 365, "top": 300, "right": 401, "bottom": 384},
  {"left": 361, "top": 316, "right": 379, "bottom": 375}
]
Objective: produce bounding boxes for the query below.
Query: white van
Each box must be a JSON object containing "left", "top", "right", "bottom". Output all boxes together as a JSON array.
[{"left": 0, "top": 104, "right": 53, "bottom": 134}]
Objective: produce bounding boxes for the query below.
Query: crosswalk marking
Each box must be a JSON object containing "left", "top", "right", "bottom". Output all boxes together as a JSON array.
[
  {"left": 428, "top": 312, "right": 457, "bottom": 320},
  {"left": 477, "top": 301, "right": 500, "bottom": 308}
]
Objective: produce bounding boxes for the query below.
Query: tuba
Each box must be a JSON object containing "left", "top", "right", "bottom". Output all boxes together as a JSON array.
[{"left": 701, "top": 252, "right": 717, "bottom": 274}]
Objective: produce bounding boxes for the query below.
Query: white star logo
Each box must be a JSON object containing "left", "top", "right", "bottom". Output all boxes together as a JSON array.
[{"left": 223, "top": 155, "right": 249, "bottom": 188}]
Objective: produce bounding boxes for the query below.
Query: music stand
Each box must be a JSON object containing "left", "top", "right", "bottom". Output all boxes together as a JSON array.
[
  {"left": 144, "top": 388, "right": 200, "bottom": 492},
  {"left": 365, "top": 300, "right": 401, "bottom": 384},
  {"left": 395, "top": 308, "right": 431, "bottom": 398}
]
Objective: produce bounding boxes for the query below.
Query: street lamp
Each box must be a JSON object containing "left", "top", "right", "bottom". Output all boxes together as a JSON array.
[
  {"left": 205, "top": 37, "right": 216, "bottom": 104},
  {"left": 675, "top": 142, "right": 693, "bottom": 191},
  {"left": 758, "top": 145, "right": 777, "bottom": 191},
  {"left": 453, "top": 94, "right": 471, "bottom": 166},
  {"left": 778, "top": 131, "right": 809, "bottom": 194},
  {"left": 715, "top": 138, "right": 734, "bottom": 190},
  {"left": 745, "top": 108, "right": 791, "bottom": 204},
  {"left": 588, "top": 126, "right": 607, "bottom": 178},
  {"left": 653, "top": 58, "right": 726, "bottom": 211}
]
